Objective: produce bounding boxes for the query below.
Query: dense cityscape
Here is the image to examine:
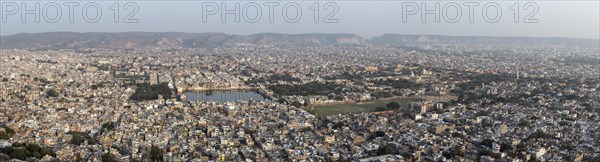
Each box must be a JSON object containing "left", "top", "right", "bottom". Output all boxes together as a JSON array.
[{"left": 0, "top": 33, "right": 599, "bottom": 162}]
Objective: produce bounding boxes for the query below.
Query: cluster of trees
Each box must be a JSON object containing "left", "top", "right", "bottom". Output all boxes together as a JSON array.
[
  {"left": 0, "top": 126, "right": 16, "bottom": 140},
  {"left": 563, "top": 94, "right": 590, "bottom": 101},
  {"left": 368, "top": 131, "right": 386, "bottom": 140},
  {"left": 454, "top": 73, "right": 514, "bottom": 94},
  {"left": 35, "top": 59, "right": 58, "bottom": 64},
  {"left": 98, "top": 122, "right": 116, "bottom": 135},
  {"left": 268, "top": 74, "right": 301, "bottom": 82},
  {"left": 32, "top": 77, "right": 50, "bottom": 83},
  {"left": 96, "top": 64, "right": 111, "bottom": 71},
  {"left": 246, "top": 73, "right": 301, "bottom": 84},
  {"left": 373, "top": 79, "right": 420, "bottom": 89},
  {"left": 130, "top": 83, "right": 172, "bottom": 101},
  {"left": 269, "top": 81, "right": 342, "bottom": 96},
  {"left": 561, "top": 56, "right": 600, "bottom": 65},
  {"left": 457, "top": 92, "right": 539, "bottom": 107},
  {"left": 332, "top": 122, "right": 345, "bottom": 129},
  {"left": 91, "top": 82, "right": 105, "bottom": 90},
  {"left": 322, "top": 72, "right": 365, "bottom": 80},
  {"left": 442, "top": 147, "right": 465, "bottom": 159},
  {"left": 376, "top": 143, "right": 397, "bottom": 155},
  {"left": 0, "top": 142, "right": 56, "bottom": 160},
  {"left": 67, "top": 131, "right": 97, "bottom": 146},
  {"left": 114, "top": 74, "right": 147, "bottom": 80},
  {"left": 240, "top": 69, "right": 256, "bottom": 77},
  {"left": 290, "top": 101, "right": 306, "bottom": 108},
  {"left": 323, "top": 71, "right": 400, "bottom": 81},
  {"left": 101, "top": 153, "right": 119, "bottom": 162},
  {"left": 370, "top": 91, "right": 393, "bottom": 99},
  {"left": 480, "top": 138, "right": 495, "bottom": 148},
  {"left": 374, "top": 102, "right": 401, "bottom": 111}
]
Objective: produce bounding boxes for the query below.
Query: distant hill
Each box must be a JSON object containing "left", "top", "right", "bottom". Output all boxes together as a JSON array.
[
  {"left": 0, "top": 32, "right": 597, "bottom": 49},
  {"left": 0, "top": 32, "right": 363, "bottom": 49},
  {"left": 368, "top": 34, "right": 599, "bottom": 48}
]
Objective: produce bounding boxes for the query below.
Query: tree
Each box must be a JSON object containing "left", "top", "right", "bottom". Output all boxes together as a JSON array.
[
  {"left": 277, "top": 98, "right": 287, "bottom": 104},
  {"left": 291, "top": 101, "right": 303, "bottom": 108},
  {"left": 1, "top": 78, "right": 8, "bottom": 82},
  {"left": 101, "top": 122, "right": 116, "bottom": 130},
  {"left": 67, "top": 131, "right": 96, "bottom": 145},
  {"left": 99, "top": 122, "right": 116, "bottom": 135},
  {"left": 443, "top": 147, "right": 464, "bottom": 158},
  {"left": 0, "top": 132, "right": 9, "bottom": 140},
  {"left": 457, "top": 94, "right": 466, "bottom": 102},
  {"left": 481, "top": 120, "right": 493, "bottom": 127},
  {"left": 481, "top": 138, "right": 494, "bottom": 148},
  {"left": 452, "top": 132, "right": 466, "bottom": 139},
  {"left": 518, "top": 120, "right": 530, "bottom": 127},
  {"left": 0, "top": 126, "right": 15, "bottom": 140},
  {"left": 373, "top": 131, "right": 386, "bottom": 138},
  {"left": 377, "top": 144, "right": 396, "bottom": 155},
  {"left": 150, "top": 146, "right": 163, "bottom": 162},
  {"left": 386, "top": 102, "right": 400, "bottom": 109},
  {"left": 101, "top": 153, "right": 119, "bottom": 162},
  {"left": 401, "top": 152, "right": 413, "bottom": 160},
  {"left": 46, "top": 89, "right": 59, "bottom": 98},
  {"left": 333, "top": 122, "right": 345, "bottom": 129}
]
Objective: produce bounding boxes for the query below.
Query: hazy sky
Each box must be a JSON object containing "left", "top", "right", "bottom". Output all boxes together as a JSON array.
[{"left": 1, "top": 0, "right": 598, "bottom": 39}]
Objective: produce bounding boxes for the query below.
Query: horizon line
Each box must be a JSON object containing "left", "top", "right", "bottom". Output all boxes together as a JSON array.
[{"left": 2, "top": 31, "right": 599, "bottom": 41}]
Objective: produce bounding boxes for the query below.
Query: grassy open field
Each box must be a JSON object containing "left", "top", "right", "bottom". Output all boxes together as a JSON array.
[{"left": 311, "top": 98, "right": 422, "bottom": 117}]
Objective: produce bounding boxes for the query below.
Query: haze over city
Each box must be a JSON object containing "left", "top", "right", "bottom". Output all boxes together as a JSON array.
[{"left": 1, "top": 1, "right": 599, "bottom": 39}]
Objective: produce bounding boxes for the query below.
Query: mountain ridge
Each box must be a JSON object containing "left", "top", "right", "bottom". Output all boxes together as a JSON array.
[
  {"left": 1, "top": 32, "right": 598, "bottom": 49},
  {"left": 368, "top": 33, "right": 600, "bottom": 47}
]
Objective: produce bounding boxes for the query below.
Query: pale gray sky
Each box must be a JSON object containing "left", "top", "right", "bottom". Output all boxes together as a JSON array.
[{"left": 1, "top": 1, "right": 598, "bottom": 39}]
